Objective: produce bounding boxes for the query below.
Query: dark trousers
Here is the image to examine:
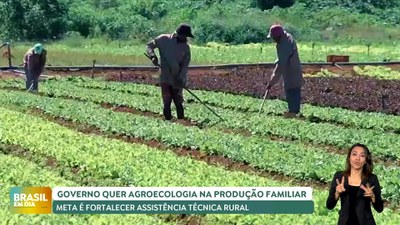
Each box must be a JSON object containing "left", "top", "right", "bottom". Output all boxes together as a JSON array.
[
  {"left": 285, "top": 88, "right": 302, "bottom": 113},
  {"left": 161, "top": 83, "right": 184, "bottom": 120},
  {"left": 25, "top": 68, "right": 39, "bottom": 91}
]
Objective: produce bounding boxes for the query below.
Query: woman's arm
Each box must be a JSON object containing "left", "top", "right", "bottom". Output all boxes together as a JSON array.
[
  {"left": 371, "top": 175, "right": 384, "bottom": 213},
  {"left": 326, "top": 172, "right": 341, "bottom": 209}
]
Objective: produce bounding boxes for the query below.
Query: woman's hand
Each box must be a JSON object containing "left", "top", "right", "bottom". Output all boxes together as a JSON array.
[
  {"left": 335, "top": 176, "right": 346, "bottom": 200},
  {"left": 361, "top": 183, "right": 376, "bottom": 203}
]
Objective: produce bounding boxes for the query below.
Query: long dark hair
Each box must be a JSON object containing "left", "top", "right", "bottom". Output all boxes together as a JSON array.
[{"left": 343, "top": 143, "right": 373, "bottom": 179}]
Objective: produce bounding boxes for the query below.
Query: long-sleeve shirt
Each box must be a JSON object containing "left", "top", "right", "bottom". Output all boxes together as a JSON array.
[
  {"left": 269, "top": 32, "right": 304, "bottom": 90},
  {"left": 23, "top": 48, "right": 47, "bottom": 76},
  {"left": 146, "top": 33, "right": 191, "bottom": 87}
]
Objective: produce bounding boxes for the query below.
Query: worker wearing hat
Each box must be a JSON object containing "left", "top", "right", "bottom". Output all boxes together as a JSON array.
[
  {"left": 23, "top": 43, "right": 47, "bottom": 93},
  {"left": 146, "top": 23, "right": 193, "bottom": 120},
  {"left": 265, "top": 24, "right": 304, "bottom": 118}
]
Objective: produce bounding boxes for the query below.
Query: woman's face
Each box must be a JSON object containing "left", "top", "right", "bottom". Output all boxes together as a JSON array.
[{"left": 350, "top": 146, "right": 367, "bottom": 170}]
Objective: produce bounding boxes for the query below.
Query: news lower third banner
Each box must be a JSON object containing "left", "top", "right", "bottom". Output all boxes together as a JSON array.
[{"left": 10, "top": 187, "right": 314, "bottom": 214}]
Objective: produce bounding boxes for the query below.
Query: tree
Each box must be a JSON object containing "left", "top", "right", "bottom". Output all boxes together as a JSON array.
[
  {"left": 256, "top": 0, "right": 295, "bottom": 11},
  {"left": 256, "top": 0, "right": 275, "bottom": 10},
  {"left": 0, "top": 0, "right": 68, "bottom": 40},
  {"left": 276, "top": 0, "right": 296, "bottom": 8}
]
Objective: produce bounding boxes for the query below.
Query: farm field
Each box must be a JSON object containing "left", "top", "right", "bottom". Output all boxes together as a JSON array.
[
  {"left": 81, "top": 65, "right": 400, "bottom": 115},
  {"left": 0, "top": 69, "right": 400, "bottom": 224},
  {"left": 3, "top": 0, "right": 400, "bottom": 224},
  {"left": 1, "top": 40, "right": 400, "bottom": 67}
]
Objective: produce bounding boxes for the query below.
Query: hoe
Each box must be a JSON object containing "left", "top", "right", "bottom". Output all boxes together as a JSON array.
[{"left": 145, "top": 53, "right": 224, "bottom": 122}]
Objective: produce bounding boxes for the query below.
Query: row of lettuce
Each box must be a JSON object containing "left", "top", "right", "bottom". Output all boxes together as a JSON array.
[
  {"left": 0, "top": 153, "right": 170, "bottom": 225},
  {"left": 1, "top": 107, "right": 400, "bottom": 224},
  {"left": 60, "top": 77, "right": 400, "bottom": 133},
  {"left": 3, "top": 77, "right": 400, "bottom": 133},
  {"left": 0, "top": 89, "right": 399, "bottom": 204},
  {"left": 1, "top": 79, "right": 399, "bottom": 161}
]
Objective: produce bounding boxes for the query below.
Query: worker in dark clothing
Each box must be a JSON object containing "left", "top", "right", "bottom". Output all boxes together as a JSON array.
[
  {"left": 146, "top": 23, "right": 193, "bottom": 120},
  {"left": 265, "top": 24, "right": 305, "bottom": 118},
  {"left": 23, "top": 43, "right": 47, "bottom": 93}
]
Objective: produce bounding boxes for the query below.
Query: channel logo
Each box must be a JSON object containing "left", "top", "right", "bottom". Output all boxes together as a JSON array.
[{"left": 10, "top": 187, "right": 52, "bottom": 214}]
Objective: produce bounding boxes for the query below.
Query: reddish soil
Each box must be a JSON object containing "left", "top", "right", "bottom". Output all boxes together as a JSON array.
[
  {"left": 0, "top": 71, "right": 21, "bottom": 79},
  {"left": 37, "top": 63, "right": 400, "bottom": 77},
  {"left": 4, "top": 63, "right": 400, "bottom": 79},
  {"left": 3, "top": 62, "right": 400, "bottom": 79},
  {"left": 99, "top": 67, "right": 400, "bottom": 116},
  {"left": 2, "top": 63, "right": 400, "bottom": 115}
]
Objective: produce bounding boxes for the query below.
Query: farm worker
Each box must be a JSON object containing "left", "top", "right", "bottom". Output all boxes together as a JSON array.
[
  {"left": 23, "top": 43, "right": 47, "bottom": 93},
  {"left": 146, "top": 23, "right": 193, "bottom": 120},
  {"left": 264, "top": 24, "right": 305, "bottom": 118}
]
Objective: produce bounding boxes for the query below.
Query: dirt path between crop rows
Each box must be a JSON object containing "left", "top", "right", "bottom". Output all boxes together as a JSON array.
[
  {"left": 82, "top": 84, "right": 398, "bottom": 135},
  {"left": 2, "top": 98, "right": 398, "bottom": 211},
  {"left": 3, "top": 63, "right": 400, "bottom": 79},
  {"left": 11, "top": 106, "right": 400, "bottom": 211},
  {"left": 1, "top": 85, "right": 399, "bottom": 167},
  {"left": 11, "top": 105, "right": 329, "bottom": 190},
  {"left": 99, "top": 103, "right": 399, "bottom": 167}
]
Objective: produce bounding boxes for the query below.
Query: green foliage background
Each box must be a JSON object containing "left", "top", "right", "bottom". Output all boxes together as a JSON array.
[{"left": 1, "top": 0, "right": 400, "bottom": 44}]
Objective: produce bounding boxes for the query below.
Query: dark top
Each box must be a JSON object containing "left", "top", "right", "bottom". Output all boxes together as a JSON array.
[
  {"left": 326, "top": 171, "right": 384, "bottom": 225},
  {"left": 347, "top": 185, "right": 360, "bottom": 225}
]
